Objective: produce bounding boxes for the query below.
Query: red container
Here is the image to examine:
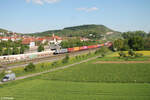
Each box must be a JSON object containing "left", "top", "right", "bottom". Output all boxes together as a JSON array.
[
  {"left": 79, "top": 47, "right": 84, "bottom": 51},
  {"left": 100, "top": 44, "right": 104, "bottom": 46},
  {"left": 88, "top": 45, "right": 95, "bottom": 49},
  {"left": 93, "top": 45, "right": 98, "bottom": 48},
  {"left": 68, "top": 48, "right": 74, "bottom": 52}
]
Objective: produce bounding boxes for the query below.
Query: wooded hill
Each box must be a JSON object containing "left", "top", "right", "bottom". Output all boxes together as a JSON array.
[
  {"left": 29, "top": 24, "right": 121, "bottom": 40},
  {"left": 0, "top": 28, "right": 9, "bottom": 33}
]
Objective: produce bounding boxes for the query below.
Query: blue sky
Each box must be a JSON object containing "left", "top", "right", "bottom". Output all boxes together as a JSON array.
[{"left": 0, "top": 0, "right": 150, "bottom": 33}]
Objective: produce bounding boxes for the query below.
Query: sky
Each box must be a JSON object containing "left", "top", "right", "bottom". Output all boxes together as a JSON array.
[{"left": 0, "top": 0, "right": 150, "bottom": 33}]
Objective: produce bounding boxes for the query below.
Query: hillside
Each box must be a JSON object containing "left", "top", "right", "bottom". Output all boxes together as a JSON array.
[
  {"left": 30, "top": 24, "right": 121, "bottom": 40},
  {"left": 0, "top": 28, "right": 9, "bottom": 33}
]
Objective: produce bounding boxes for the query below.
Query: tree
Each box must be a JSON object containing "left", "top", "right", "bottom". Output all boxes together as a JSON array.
[
  {"left": 12, "top": 46, "right": 19, "bottom": 55},
  {"left": 20, "top": 45, "right": 25, "bottom": 54},
  {"left": 122, "top": 31, "right": 146, "bottom": 39},
  {"left": 99, "top": 46, "right": 109, "bottom": 57},
  {"left": 24, "top": 63, "right": 36, "bottom": 72},
  {"left": 38, "top": 45, "right": 44, "bottom": 52},
  {"left": 144, "top": 37, "right": 150, "bottom": 50},
  {"left": 113, "top": 39, "right": 124, "bottom": 51},
  {"left": 0, "top": 46, "right": 3, "bottom": 56},
  {"left": 3, "top": 48, "right": 12, "bottom": 55},
  {"left": 128, "top": 36, "right": 144, "bottom": 50}
]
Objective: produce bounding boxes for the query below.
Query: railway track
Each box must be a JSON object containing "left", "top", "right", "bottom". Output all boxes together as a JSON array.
[{"left": 0, "top": 48, "right": 98, "bottom": 70}]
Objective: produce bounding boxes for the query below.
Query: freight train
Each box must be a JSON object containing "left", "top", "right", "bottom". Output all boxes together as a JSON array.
[
  {"left": 53, "top": 41, "right": 112, "bottom": 54},
  {"left": 0, "top": 42, "right": 112, "bottom": 63},
  {"left": 0, "top": 50, "right": 54, "bottom": 63}
]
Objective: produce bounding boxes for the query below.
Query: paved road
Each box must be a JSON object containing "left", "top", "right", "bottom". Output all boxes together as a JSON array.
[
  {"left": 0, "top": 56, "right": 100, "bottom": 84},
  {"left": 0, "top": 49, "right": 98, "bottom": 70}
]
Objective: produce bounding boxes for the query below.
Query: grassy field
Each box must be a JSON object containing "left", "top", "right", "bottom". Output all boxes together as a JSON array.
[
  {"left": 0, "top": 51, "right": 150, "bottom": 100},
  {"left": 40, "top": 59, "right": 150, "bottom": 83},
  {"left": 9, "top": 52, "right": 96, "bottom": 78},
  {"left": 0, "top": 79, "right": 150, "bottom": 100}
]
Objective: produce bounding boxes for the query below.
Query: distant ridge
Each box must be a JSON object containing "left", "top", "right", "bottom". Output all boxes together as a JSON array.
[
  {"left": 29, "top": 24, "right": 121, "bottom": 40},
  {"left": 0, "top": 28, "right": 9, "bottom": 33}
]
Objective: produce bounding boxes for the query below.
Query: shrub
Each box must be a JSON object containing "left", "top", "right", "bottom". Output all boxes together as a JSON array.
[
  {"left": 135, "top": 53, "right": 143, "bottom": 58},
  {"left": 128, "top": 49, "right": 135, "bottom": 57},
  {"left": 41, "top": 63, "right": 45, "bottom": 68},
  {"left": 0, "top": 70, "right": 5, "bottom": 79},
  {"left": 62, "top": 54, "right": 70, "bottom": 64},
  {"left": 75, "top": 56, "right": 78, "bottom": 60},
  {"left": 24, "top": 63, "right": 36, "bottom": 72},
  {"left": 118, "top": 51, "right": 126, "bottom": 58},
  {"left": 101, "top": 53, "right": 105, "bottom": 57},
  {"left": 52, "top": 61, "right": 59, "bottom": 67}
]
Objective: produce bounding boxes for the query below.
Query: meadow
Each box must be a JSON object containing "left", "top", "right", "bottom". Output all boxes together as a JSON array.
[
  {"left": 0, "top": 79, "right": 150, "bottom": 100},
  {"left": 0, "top": 51, "right": 150, "bottom": 100}
]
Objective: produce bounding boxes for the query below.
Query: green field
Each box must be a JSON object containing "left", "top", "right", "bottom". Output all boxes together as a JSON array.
[
  {"left": 0, "top": 56, "right": 150, "bottom": 100},
  {"left": 40, "top": 60, "right": 150, "bottom": 83},
  {"left": 0, "top": 79, "right": 150, "bottom": 100}
]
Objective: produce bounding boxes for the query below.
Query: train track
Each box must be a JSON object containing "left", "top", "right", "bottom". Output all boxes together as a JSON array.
[{"left": 0, "top": 48, "right": 98, "bottom": 70}]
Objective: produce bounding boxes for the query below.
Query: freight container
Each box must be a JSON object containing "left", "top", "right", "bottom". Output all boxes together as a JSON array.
[
  {"left": 74, "top": 47, "right": 80, "bottom": 51},
  {"left": 79, "top": 47, "right": 84, "bottom": 51},
  {"left": 83, "top": 46, "right": 88, "bottom": 50},
  {"left": 67, "top": 48, "right": 74, "bottom": 52},
  {"left": 97, "top": 44, "right": 101, "bottom": 48},
  {"left": 100, "top": 44, "right": 105, "bottom": 46},
  {"left": 88, "top": 45, "right": 95, "bottom": 49}
]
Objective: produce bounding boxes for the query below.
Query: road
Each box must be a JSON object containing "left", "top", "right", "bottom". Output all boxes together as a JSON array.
[
  {"left": 0, "top": 49, "right": 98, "bottom": 70},
  {"left": 0, "top": 55, "right": 100, "bottom": 84}
]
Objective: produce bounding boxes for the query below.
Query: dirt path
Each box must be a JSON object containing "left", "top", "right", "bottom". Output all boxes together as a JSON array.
[
  {"left": 0, "top": 56, "right": 100, "bottom": 84},
  {"left": 95, "top": 61, "right": 150, "bottom": 64}
]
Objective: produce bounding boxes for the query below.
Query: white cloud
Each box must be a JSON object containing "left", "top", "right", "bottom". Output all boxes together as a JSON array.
[
  {"left": 26, "top": 0, "right": 60, "bottom": 5},
  {"left": 44, "top": 0, "right": 60, "bottom": 3},
  {"left": 33, "top": 0, "right": 43, "bottom": 5},
  {"left": 76, "top": 7, "right": 99, "bottom": 12},
  {"left": 26, "top": 0, "right": 30, "bottom": 3}
]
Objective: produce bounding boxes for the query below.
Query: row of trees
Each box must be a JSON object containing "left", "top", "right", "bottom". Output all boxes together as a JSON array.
[
  {"left": 60, "top": 38, "right": 100, "bottom": 48},
  {"left": 113, "top": 31, "right": 150, "bottom": 51},
  {"left": 0, "top": 40, "right": 29, "bottom": 56}
]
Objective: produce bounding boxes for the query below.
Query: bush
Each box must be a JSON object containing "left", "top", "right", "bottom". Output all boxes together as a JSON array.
[
  {"left": 118, "top": 51, "right": 126, "bottom": 58},
  {"left": 62, "top": 54, "right": 70, "bottom": 64},
  {"left": 135, "top": 53, "right": 143, "bottom": 58},
  {"left": 128, "top": 49, "right": 135, "bottom": 57},
  {"left": 38, "top": 45, "right": 44, "bottom": 52},
  {"left": 24, "top": 63, "right": 36, "bottom": 72},
  {"left": 0, "top": 70, "right": 5, "bottom": 79},
  {"left": 41, "top": 63, "right": 45, "bottom": 68},
  {"left": 101, "top": 53, "right": 105, "bottom": 57},
  {"left": 75, "top": 56, "right": 78, "bottom": 60},
  {"left": 52, "top": 61, "right": 59, "bottom": 67}
]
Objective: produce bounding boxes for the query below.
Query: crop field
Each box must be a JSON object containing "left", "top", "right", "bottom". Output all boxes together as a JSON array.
[
  {"left": 0, "top": 79, "right": 150, "bottom": 100},
  {"left": 108, "top": 51, "right": 150, "bottom": 57},
  {"left": 0, "top": 56, "right": 150, "bottom": 100},
  {"left": 41, "top": 59, "right": 150, "bottom": 83}
]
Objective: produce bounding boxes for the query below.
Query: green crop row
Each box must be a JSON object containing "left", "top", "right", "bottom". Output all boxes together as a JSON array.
[{"left": 41, "top": 59, "right": 150, "bottom": 83}]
